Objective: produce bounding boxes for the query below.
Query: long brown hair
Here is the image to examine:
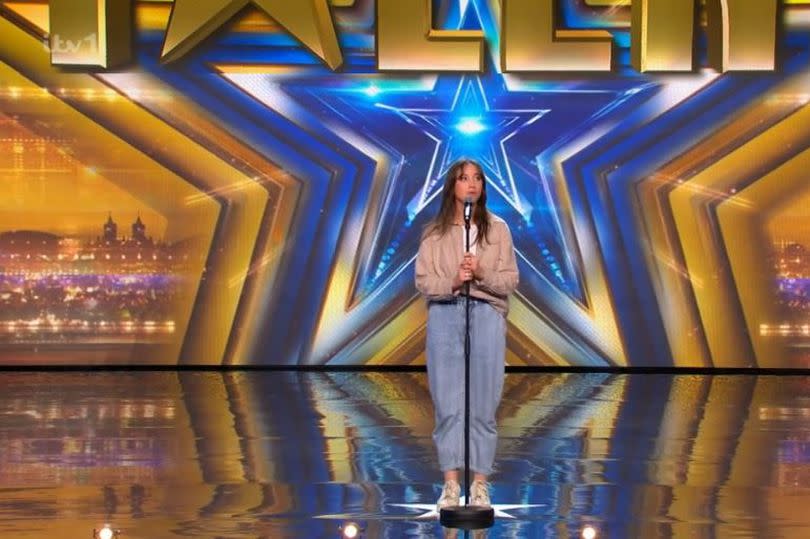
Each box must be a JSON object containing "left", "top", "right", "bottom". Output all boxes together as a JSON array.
[{"left": 423, "top": 159, "right": 490, "bottom": 245}]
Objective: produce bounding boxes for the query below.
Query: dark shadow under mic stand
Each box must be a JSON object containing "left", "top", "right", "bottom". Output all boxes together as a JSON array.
[{"left": 439, "top": 203, "right": 495, "bottom": 532}]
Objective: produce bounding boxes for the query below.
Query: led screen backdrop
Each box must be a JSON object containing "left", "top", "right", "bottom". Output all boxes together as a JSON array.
[{"left": 0, "top": 0, "right": 809, "bottom": 367}]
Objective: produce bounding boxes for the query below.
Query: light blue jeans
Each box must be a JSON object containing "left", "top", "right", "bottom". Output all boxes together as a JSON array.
[{"left": 426, "top": 297, "right": 506, "bottom": 476}]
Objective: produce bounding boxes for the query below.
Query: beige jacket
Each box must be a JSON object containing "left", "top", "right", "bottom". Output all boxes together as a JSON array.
[{"left": 415, "top": 214, "right": 519, "bottom": 316}]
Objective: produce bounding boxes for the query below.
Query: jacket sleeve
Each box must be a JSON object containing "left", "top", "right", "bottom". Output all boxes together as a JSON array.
[
  {"left": 415, "top": 235, "right": 456, "bottom": 300},
  {"left": 475, "top": 223, "right": 519, "bottom": 297}
]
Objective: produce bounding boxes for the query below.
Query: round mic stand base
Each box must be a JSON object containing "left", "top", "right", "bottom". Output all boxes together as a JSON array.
[{"left": 439, "top": 505, "right": 495, "bottom": 530}]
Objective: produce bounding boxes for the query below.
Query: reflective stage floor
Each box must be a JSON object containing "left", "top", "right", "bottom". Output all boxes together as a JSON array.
[{"left": 1, "top": 371, "right": 809, "bottom": 538}]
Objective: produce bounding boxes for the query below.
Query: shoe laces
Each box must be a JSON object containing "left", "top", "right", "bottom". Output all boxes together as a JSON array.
[
  {"left": 470, "top": 479, "right": 490, "bottom": 505},
  {"left": 439, "top": 480, "right": 460, "bottom": 502},
  {"left": 442, "top": 480, "right": 460, "bottom": 497}
]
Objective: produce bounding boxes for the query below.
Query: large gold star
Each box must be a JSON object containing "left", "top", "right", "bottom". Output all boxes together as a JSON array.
[
  {"left": 161, "top": 0, "right": 342, "bottom": 68},
  {"left": 0, "top": 9, "right": 297, "bottom": 364},
  {"left": 677, "top": 101, "right": 810, "bottom": 368},
  {"left": 636, "top": 69, "right": 810, "bottom": 367}
]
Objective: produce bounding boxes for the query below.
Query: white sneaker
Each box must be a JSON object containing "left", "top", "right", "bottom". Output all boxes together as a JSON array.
[
  {"left": 470, "top": 479, "right": 491, "bottom": 507},
  {"left": 436, "top": 479, "right": 461, "bottom": 512}
]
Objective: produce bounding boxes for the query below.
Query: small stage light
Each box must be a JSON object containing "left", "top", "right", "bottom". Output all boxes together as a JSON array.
[
  {"left": 581, "top": 525, "right": 598, "bottom": 539},
  {"left": 93, "top": 524, "right": 120, "bottom": 539},
  {"left": 341, "top": 521, "right": 361, "bottom": 538}
]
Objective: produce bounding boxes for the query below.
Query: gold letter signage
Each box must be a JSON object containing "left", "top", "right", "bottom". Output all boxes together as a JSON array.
[{"left": 49, "top": 0, "right": 781, "bottom": 73}]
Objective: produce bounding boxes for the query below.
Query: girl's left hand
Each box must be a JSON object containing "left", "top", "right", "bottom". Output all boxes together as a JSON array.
[{"left": 463, "top": 252, "right": 480, "bottom": 278}]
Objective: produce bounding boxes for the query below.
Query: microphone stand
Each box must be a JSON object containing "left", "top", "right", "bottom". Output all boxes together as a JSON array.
[
  {"left": 463, "top": 215, "right": 472, "bottom": 511},
  {"left": 439, "top": 208, "right": 495, "bottom": 532}
]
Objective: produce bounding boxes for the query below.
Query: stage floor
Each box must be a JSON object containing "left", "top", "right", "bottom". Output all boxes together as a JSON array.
[{"left": 1, "top": 371, "right": 809, "bottom": 538}]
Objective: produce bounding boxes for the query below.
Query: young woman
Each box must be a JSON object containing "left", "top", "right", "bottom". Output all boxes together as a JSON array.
[{"left": 415, "top": 158, "right": 519, "bottom": 511}]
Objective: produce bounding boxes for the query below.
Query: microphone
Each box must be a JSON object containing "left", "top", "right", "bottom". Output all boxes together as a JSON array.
[{"left": 463, "top": 197, "right": 473, "bottom": 225}]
